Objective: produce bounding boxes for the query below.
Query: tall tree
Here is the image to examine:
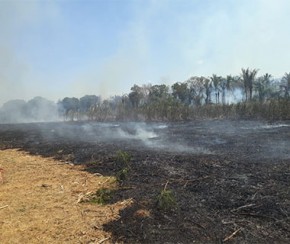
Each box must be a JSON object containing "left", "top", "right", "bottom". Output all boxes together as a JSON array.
[
  {"left": 171, "top": 82, "right": 190, "bottom": 104},
  {"left": 148, "top": 84, "right": 169, "bottom": 102},
  {"left": 281, "top": 72, "right": 290, "bottom": 98},
  {"left": 60, "top": 97, "right": 80, "bottom": 120},
  {"left": 254, "top": 73, "right": 272, "bottom": 102},
  {"left": 225, "top": 75, "right": 243, "bottom": 103},
  {"left": 186, "top": 76, "right": 205, "bottom": 106},
  {"left": 79, "top": 95, "right": 100, "bottom": 113},
  {"left": 128, "top": 85, "right": 142, "bottom": 108},
  {"left": 26, "top": 96, "right": 57, "bottom": 121},
  {"left": 220, "top": 78, "right": 227, "bottom": 105},
  {"left": 210, "top": 74, "right": 223, "bottom": 104},
  {"left": 203, "top": 77, "right": 212, "bottom": 104},
  {"left": 241, "top": 68, "right": 259, "bottom": 101}
]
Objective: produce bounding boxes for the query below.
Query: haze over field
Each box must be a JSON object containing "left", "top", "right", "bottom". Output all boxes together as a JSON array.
[{"left": 1, "top": 0, "right": 290, "bottom": 105}]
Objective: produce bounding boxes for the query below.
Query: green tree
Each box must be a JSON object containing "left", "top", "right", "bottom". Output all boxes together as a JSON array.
[
  {"left": 241, "top": 68, "right": 259, "bottom": 101},
  {"left": 225, "top": 75, "right": 243, "bottom": 103},
  {"left": 186, "top": 76, "right": 205, "bottom": 106},
  {"left": 254, "top": 73, "right": 272, "bottom": 102},
  {"left": 281, "top": 72, "right": 290, "bottom": 98},
  {"left": 79, "top": 95, "right": 100, "bottom": 113},
  {"left": 129, "top": 85, "right": 143, "bottom": 108},
  {"left": 210, "top": 74, "right": 223, "bottom": 104},
  {"left": 203, "top": 77, "right": 212, "bottom": 104},
  {"left": 60, "top": 97, "right": 80, "bottom": 121},
  {"left": 171, "top": 82, "right": 190, "bottom": 104},
  {"left": 148, "top": 84, "right": 169, "bottom": 102}
]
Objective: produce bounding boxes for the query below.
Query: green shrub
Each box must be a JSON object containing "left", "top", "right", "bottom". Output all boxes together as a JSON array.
[
  {"left": 115, "top": 150, "right": 131, "bottom": 168},
  {"left": 85, "top": 188, "right": 114, "bottom": 205},
  {"left": 116, "top": 167, "right": 129, "bottom": 183},
  {"left": 114, "top": 150, "right": 132, "bottom": 184},
  {"left": 157, "top": 189, "right": 177, "bottom": 211}
]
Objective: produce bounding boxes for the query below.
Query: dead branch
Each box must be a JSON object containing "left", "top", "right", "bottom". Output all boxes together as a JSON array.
[
  {"left": 238, "top": 212, "right": 277, "bottom": 220},
  {"left": 76, "top": 191, "right": 93, "bottom": 203},
  {"left": 231, "top": 203, "right": 256, "bottom": 212},
  {"left": 223, "top": 228, "right": 242, "bottom": 242},
  {"left": 97, "top": 237, "right": 110, "bottom": 244},
  {"left": 0, "top": 205, "right": 8, "bottom": 210},
  {"left": 163, "top": 180, "right": 169, "bottom": 191}
]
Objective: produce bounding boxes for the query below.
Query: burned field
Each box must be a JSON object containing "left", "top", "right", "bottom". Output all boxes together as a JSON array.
[{"left": 1, "top": 120, "right": 290, "bottom": 243}]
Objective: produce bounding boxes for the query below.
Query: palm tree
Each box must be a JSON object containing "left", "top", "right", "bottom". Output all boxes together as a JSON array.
[
  {"left": 210, "top": 74, "right": 223, "bottom": 104},
  {"left": 220, "top": 79, "right": 227, "bottom": 105},
  {"left": 281, "top": 72, "right": 290, "bottom": 98},
  {"left": 223, "top": 75, "right": 243, "bottom": 104},
  {"left": 203, "top": 77, "right": 212, "bottom": 104},
  {"left": 241, "top": 68, "right": 259, "bottom": 101},
  {"left": 254, "top": 73, "right": 272, "bottom": 102},
  {"left": 225, "top": 75, "right": 235, "bottom": 101}
]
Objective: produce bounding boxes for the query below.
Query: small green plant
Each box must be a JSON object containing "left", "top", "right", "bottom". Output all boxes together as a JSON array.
[
  {"left": 114, "top": 150, "right": 132, "bottom": 184},
  {"left": 115, "top": 150, "right": 131, "bottom": 168},
  {"left": 85, "top": 188, "right": 114, "bottom": 205},
  {"left": 116, "top": 167, "right": 129, "bottom": 183},
  {"left": 157, "top": 182, "right": 177, "bottom": 211}
]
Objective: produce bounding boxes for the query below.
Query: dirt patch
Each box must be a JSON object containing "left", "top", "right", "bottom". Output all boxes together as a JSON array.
[{"left": 0, "top": 149, "right": 132, "bottom": 244}]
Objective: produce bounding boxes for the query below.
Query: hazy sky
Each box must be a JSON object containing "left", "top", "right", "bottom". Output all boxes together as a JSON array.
[{"left": 0, "top": 0, "right": 289, "bottom": 105}]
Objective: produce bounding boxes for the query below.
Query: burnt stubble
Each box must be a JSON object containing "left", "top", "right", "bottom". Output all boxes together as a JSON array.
[{"left": 0, "top": 119, "right": 290, "bottom": 243}]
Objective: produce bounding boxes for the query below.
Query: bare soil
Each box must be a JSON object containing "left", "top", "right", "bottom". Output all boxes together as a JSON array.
[{"left": 0, "top": 119, "right": 290, "bottom": 243}]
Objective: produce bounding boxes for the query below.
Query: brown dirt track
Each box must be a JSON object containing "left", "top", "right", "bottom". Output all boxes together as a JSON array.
[{"left": 0, "top": 120, "right": 290, "bottom": 243}]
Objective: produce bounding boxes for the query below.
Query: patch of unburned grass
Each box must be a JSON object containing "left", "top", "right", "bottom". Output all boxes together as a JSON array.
[{"left": 0, "top": 149, "right": 132, "bottom": 243}]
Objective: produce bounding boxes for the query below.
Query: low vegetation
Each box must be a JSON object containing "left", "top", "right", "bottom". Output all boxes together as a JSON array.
[
  {"left": 156, "top": 181, "right": 177, "bottom": 212},
  {"left": 114, "top": 150, "right": 131, "bottom": 184},
  {"left": 115, "top": 150, "right": 131, "bottom": 168},
  {"left": 157, "top": 188, "right": 177, "bottom": 212},
  {"left": 81, "top": 188, "right": 115, "bottom": 205},
  {"left": 116, "top": 167, "right": 129, "bottom": 184}
]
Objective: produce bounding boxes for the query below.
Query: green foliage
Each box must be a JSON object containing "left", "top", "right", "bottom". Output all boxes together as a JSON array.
[
  {"left": 115, "top": 150, "right": 131, "bottom": 168},
  {"left": 172, "top": 82, "right": 190, "bottom": 104},
  {"left": 116, "top": 167, "right": 129, "bottom": 183},
  {"left": 15, "top": 68, "right": 290, "bottom": 123},
  {"left": 84, "top": 188, "right": 114, "bottom": 205},
  {"left": 149, "top": 84, "right": 169, "bottom": 102},
  {"left": 79, "top": 95, "right": 100, "bottom": 113},
  {"left": 157, "top": 189, "right": 177, "bottom": 211},
  {"left": 114, "top": 150, "right": 132, "bottom": 184},
  {"left": 241, "top": 68, "right": 259, "bottom": 101}
]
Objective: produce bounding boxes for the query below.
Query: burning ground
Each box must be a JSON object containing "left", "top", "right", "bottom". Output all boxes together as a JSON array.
[{"left": 0, "top": 120, "right": 290, "bottom": 243}]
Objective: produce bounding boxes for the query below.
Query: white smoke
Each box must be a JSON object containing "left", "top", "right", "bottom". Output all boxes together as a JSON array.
[{"left": 79, "top": 122, "right": 211, "bottom": 154}]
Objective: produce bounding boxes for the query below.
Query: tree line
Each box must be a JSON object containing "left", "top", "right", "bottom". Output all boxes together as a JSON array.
[{"left": 1, "top": 68, "right": 290, "bottom": 123}]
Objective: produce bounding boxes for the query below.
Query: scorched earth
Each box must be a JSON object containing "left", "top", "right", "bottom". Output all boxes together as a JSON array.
[{"left": 0, "top": 119, "right": 290, "bottom": 243}]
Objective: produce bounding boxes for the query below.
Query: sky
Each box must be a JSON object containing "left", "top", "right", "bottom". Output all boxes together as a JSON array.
[{"left": 0, "top": 0, "right": 290, "bottom": 105}]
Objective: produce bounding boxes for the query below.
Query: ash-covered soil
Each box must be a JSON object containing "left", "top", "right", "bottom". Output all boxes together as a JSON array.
[{"left": 1, "top": 119, "right": 290, "bottom": 243}]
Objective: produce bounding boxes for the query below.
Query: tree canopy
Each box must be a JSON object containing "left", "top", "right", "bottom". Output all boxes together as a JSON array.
[{"left": 1, "top": 68, "right": 290, "bottom": 123}]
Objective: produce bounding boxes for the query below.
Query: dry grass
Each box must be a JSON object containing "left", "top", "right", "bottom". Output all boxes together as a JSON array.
[{"left": 0, "top": 149, "right": 132, "bottom": 244}]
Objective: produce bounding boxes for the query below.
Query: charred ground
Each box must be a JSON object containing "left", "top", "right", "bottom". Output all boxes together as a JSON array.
[{"left": 0, "top": 120, "right": 290, "bottom": 243}]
